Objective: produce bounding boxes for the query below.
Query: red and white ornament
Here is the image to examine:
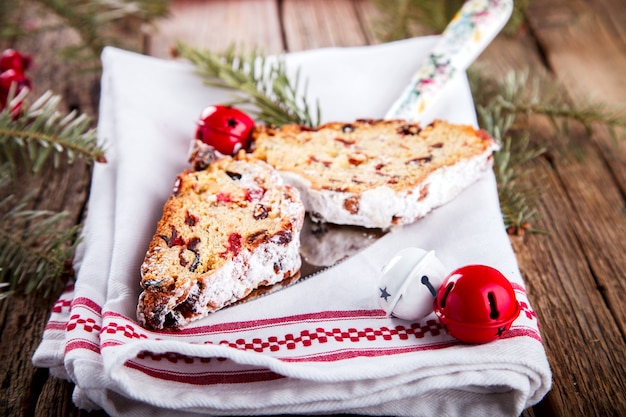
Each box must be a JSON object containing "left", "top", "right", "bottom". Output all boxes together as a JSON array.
[
  {"left": 378, "top": 248, "right": 521, "bottom": 344},
  {"left": 194, "top": 105, "right": 255, "bottom": 155}
]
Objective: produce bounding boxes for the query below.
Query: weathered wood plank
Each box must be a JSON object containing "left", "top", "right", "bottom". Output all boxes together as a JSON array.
[
  {"left": 527, "top": 0, "right": 626, "bottom": 106},
  {"left": 475, "top": 32, "right": 626, "bottom": 417},
  {"left": 509, "top": 135, "right": 626, "bottom": 416},
  {"left": 149, "top": 0, "right": 284, "bottom": 57},
  {"left": 0, "top": 5, "right": 101, "bottom": 417},
  {"left": 351, "top": 0, "right": 386, "bottom": 45},
  {"left": 282, "top": 0, "right": 369, "bottom": 51},
  {"left": 0, "top": 294, "right": 59, "bottom": 416},
  {"left": 525, "top": 0, "right": 626, "bottom": 337},
  {"left": 594, "top": 0, "right": 626, "bottom": 47},
  {"left": 526, "top": 0, "right": 626, "bottom": 195}
]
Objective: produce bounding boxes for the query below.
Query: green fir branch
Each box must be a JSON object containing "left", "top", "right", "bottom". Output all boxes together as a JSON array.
[
  {"left": 471, "top": 77, "right": 547, "bottom": 234},
  {"left": 0, "top": 192, "right": 80, "bottom": 299},
  {"left": 176, "top": 42, "right": 321, "bottom": 128},
  {"left": 470, "top": 68, "right": 626, "bottom": 233},
  {"left": 0, "top": 90, "right": 105, "bottom": 177},
  {"left": 0, "top": 90, "right": 105, "bottom": 299},
  {"left": 472, "top": 69, "right": 626, "bottom": 144}
]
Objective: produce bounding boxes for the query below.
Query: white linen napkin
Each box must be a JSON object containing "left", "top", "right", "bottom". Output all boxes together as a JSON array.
[{"left": 34, "top": 37, "right": 551, "bottom": 416}]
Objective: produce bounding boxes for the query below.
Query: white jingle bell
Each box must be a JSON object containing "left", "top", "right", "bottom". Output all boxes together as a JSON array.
[{"left": 377, "top": 248, "right": 447, "bottom": 320}]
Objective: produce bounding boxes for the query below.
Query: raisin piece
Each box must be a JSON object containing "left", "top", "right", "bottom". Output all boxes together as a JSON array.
[
  {"left": 163, "top": 313, "right": 179, "bottom": 328},
  {"left": 189, "top": 254, "right": 201, "bottom": 272},
  {"left": 247, "top": 230, "right": 269, "bottom": 245},
  {"left": 271, "top": 230, "right": 292, "bottom": 245},
  {"left": 160, "top": 226, "right": 184, "bottom": 247},
  {"left": 253, "top": 203, "right": 269, "bottom": 220},
  {"left": 397, "top": 124, "right": 421, "bottom": 135},
  {"left": 225, "top": 171, "right": 242, "bottom": 180},
  {"left": 407, "top": 155, "right": 433, "bottom": 165},
  {"left": 187, "top": 237, "right": 201, "bottom": 252},
  {"left": 174, "top": 289, "right": 199, "bottom": 319},
  {"left": 142, "top": 277, "right": 175, "bottom": 292},
  {"left": 342, "top": 124, "right": 355, "bottom": 133},
  {"left": 185, "top": 210, "right": 198, "bottom": 226},
  {"left": 184, "top": 237, "right": 202, "bottom": 271}
]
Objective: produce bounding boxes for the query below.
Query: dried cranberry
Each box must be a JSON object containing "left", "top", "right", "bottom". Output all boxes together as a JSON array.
[
  {"left": 220, "top": 233, "right": 243, "bottom": 258},
  {"left": 216, "top": 192, "right": 231, "bottom": 203}
]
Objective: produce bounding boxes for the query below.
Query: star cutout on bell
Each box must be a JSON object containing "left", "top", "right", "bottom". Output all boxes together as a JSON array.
[
  {"left": 379, "top": 287, "right": 391, "bottom": 301},
  {"left": 377, "top": 248, "right": 447, "bottom": 321}
]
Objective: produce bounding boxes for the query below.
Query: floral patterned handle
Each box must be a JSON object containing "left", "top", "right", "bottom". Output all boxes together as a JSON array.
[{"left": 385, "top": 0, "right": 513, "bottom": 121}]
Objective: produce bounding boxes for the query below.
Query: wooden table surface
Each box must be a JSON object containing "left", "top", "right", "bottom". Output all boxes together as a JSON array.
[{"left": 1, "top": 1, "right": 625, "bottom": 416}]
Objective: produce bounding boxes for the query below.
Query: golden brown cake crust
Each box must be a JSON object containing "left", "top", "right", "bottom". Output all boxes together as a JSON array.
[
  {"left": 251, "top": 119, "right": 495, "bottom": 193},
  {"left": 137, "top": 155, "right": 305, "bottom": 330},
  {"left": 249, "top": 119, "right": 498, "bottom": 228}
]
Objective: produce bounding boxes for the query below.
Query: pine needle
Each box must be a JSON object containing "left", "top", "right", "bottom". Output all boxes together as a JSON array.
[
  {"left": 0, "top": 192, "right": 80, "bottom": 297},
  {"left": 176, "top": 42, "right": 321, "bottom": 128},
  {"left": 470, "top": 68, "right": 626, "bottom": 233},
  {"left": 0, "top": 90, "right": 105, "bottom": 177}
]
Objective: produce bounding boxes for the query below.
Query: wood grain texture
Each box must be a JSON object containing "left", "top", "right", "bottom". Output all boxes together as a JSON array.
[
  {"left": 526, "top": 0, "right": 626, "bottom": 195},
  {"left": 517, "top": 122, "right": 626, "bottom": 416},
  {"left": 282, "top": 0, "right": 369, "bottom": 51},
  {"left": 526, "top": 0, "right": 626, "bottom": 338},
  {"left": 150, "top": 0, "right": 284, "bottom": 57},
  {"left": 0, "top": 5, "right": 100, "bottom": 417}
]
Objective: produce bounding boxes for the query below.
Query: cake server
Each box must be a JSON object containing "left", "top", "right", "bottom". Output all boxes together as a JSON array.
[
  {"left": 244, "top": 1, "right": 515, "bottom": 297},
  {"left": 297, "top": 0, "right": 514, "bottom": 278},
  {"left": 385, "top": 0, "right": 513, "bottom": 122}
]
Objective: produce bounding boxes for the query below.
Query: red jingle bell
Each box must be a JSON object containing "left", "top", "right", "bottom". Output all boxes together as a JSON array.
[
  {"left": 0, "top": 49, "right": 32, "bottom": 73},
  {"left": 195, "top": 105, "right": 255, "bottom": 155},
  {"left": 433, "top": 264, "right": 520, "bottom": 344}
]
